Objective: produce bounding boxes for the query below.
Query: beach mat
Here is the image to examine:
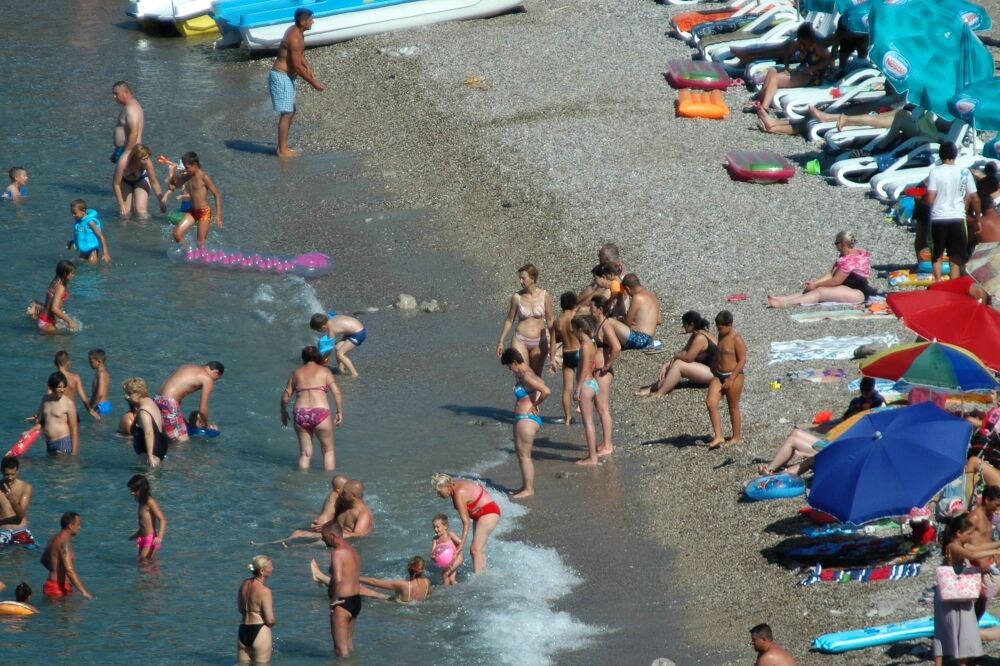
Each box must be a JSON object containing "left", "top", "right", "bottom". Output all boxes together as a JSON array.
[
  {"left": 769, "top": 333, "right": 899, "bottom": 364},
  {"left": 812, "top": 611, "right": 1000, "bottom": 653},
  {"left": 790, "top": 309, "right": 893, "bottom": 323}
]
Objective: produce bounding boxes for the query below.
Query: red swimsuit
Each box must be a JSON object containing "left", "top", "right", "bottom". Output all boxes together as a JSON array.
[{"left": 466, "top": 486, "right": 501, "bottom": 521}]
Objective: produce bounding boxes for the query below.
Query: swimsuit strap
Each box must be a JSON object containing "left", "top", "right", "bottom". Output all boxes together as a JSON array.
[
  {"left": 466, "top": 485, "right": 486, "bottom": 511},
  {"left": 295, "top": 385, "right": 328, "bottom": 394}
]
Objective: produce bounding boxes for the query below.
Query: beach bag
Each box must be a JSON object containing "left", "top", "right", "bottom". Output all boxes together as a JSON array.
[{"left": 936, "top": 565, "right": 982, "bottom": 601}]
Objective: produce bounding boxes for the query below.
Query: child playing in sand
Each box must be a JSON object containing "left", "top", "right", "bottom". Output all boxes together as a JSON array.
[
  {"left": 309, "top": 311, "right": 367, "bottom": 377},
  {"left": 66, "top": 199, "right": 111, "bottom": 265},
  {"left": 2, "top": 167, "right": 28, "bottom": 202},
  {"left": 160, "top": 152, "right": 223, "bottom": 247},
  {"left": 706, "top": 310, "right": 747, "bottom": 450},
  {"left": 127, "top": 474, "right": 167, "bottom": 562},
  {"left": 87, "top": 349, "right": 111, "bottom": 418},
  {"left": 55, "top": 351, "right": 95, "bottom": 417},
  {"left": 430, "top": 514, "right": 462, "bottom": 585}
]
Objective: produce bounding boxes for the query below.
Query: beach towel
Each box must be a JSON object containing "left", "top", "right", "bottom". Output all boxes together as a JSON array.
[
  {"left": 769, "top": 333, "right": 899, "bottom": 364},
  {"left": 803, "top": 519, "right": 902, "bottom": 539},
  {"left": 778, "top": 536, "right": 916, "bottom": 568},
  {"left": 799, "top": 562, "right": 922, "bottom": 586},
  {"left": 786, "top": 369, "right": 847, "bottom": 384},
  {"left": 790, "top": 309, "right": 893, "bottom": 323}
]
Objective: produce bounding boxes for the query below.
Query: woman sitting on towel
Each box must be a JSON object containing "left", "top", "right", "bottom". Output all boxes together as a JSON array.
[
  {"left": 767, "top": 231, "right": 874, "bottom": 308},
  {"left": 634, "top": 311, "right": 716, "bottom": 398}
]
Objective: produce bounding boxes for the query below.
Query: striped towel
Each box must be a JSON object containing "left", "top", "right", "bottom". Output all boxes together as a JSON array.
[{"left": 798, "top": 562, "right": 922, "bottom": 586}]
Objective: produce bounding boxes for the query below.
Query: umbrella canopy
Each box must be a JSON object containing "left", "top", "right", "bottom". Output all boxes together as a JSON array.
[
  {"left": 868, "top": 0, "right": 994, "bottom": 117},
  {"left": 860, "top": 341, "right": 999, "bottom": 391},
  {"left": 843, "top": 0, "right": 991, "bottom": 35},
  {"left": 886, "top": 289, "right": 1000, "bottom": 371},
  {"left": 949, "top": 79, "right": 1000, "bottom": 131},
  {"left": 809, "top": 402, "right": 973, "bottom": 524}
]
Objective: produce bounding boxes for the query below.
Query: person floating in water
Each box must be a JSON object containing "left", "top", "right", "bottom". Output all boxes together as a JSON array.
[
  {"left": 40, "top": 512, "right": 93, "bottom": 599},
  {"left": 161, "top": 152, "right": 223, "bottom": 247},
  {"left": 358, "top": 556, "right": 432, "bottom": 603},
  {"left": 87, "top": 349, "right": 112, "bottom": 419},
  {"left": 127, "top": 475, "right": 166, "bottom": 562},
  {"left": 310, "top": 312, "right": 367, "bottom": 378},
  {"left": 2, "top": 167, "right": 28, "bottom": 202}
]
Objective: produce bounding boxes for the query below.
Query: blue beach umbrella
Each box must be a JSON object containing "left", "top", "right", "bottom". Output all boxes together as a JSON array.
[
  {"left": 808, "top": 402, "right": 973, "bottom": 524},
  {"left": 867, "top": 0, "right": 994, "bottom": 117},
  {"left": 843, "top": 0, "right": 991, "bottom": 36},
  {"left": 949, "top": 78, "right": 1000, "bottom": 131}
]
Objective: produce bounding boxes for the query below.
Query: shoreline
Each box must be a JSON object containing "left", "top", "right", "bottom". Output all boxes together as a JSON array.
[{"left": 279, "top": 1, "right": 1000, "bottom": 663}]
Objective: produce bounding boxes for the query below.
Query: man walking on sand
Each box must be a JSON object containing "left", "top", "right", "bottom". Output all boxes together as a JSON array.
[
  {"left": 269, "top": 8, "right": 325, "bottom": 157},
  {"left": 111, "top": 81, "right": 144, "bottom": 164},
  {"left": 750, "top": 624, "right": 796, "bottom": 665}
]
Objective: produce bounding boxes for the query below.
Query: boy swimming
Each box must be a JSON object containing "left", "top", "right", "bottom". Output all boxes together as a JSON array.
[{"left": 2, "top": 167, "right": 28, "bottom": 202}]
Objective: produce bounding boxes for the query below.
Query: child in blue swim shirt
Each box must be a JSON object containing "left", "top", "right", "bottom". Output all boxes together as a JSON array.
[{"left": 66, "top": 199, "right": 111, "bottom": 265}]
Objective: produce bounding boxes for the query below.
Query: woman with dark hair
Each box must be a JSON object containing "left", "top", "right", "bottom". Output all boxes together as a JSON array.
[
  {"left": 634, "top": 311, "right": 717, "bottom": 398},
  {"left": 30, "top": 260, "right": 77, "bottom": 333},
  {"left": 500, "top": 347, "right": 550, "bottom": 499},
  {"left": 933, "top": 514, "right": 1000, "bottom": 665},
  {"left": 358, "top": 556, "right": 432, "bottom": 603},
  {"left": 585, "top": 297, "right": 617, "bottom": 460},
  {"left": 280, "top": 346, "right": 343, "bottom": 470},
  {"left": 496, "top": 263, "right": 555, "bottom": 377}
]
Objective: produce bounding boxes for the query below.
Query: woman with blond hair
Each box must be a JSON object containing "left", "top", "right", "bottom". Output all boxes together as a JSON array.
[
  {"left": 432, "top": 473, "right": 501, "bottom": 574},
  {"left": 767, "top": 231, "right": 874, "bottom": 308},
  {"left": 122, "top": 377, "right": 168, "bottom": 468},
  {"left": 238, "top": 555, "right": 276, "bottom": 665},
  {"left": 113, "top": 143, "right": 165, "bottom": 218}
]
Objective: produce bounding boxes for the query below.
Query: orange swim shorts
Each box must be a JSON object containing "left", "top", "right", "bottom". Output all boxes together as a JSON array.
[
  {"left": 191, "top": 207, "right": 212, "bottom": 223},
  {"left": 43, "top": 579, "right": 73, "bottom": 597}
]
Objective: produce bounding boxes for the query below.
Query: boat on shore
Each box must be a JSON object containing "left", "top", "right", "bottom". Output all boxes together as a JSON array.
[
  {"left": 127, "top": 0, "right": 219, "bottom": 35},
  {"left": 212, "top": 0, "right": 523, "bottom": 51}
]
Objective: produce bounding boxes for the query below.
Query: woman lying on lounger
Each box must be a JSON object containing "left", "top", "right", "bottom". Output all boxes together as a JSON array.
[
  {"left": 767, "top": 230, "right": 874, "bottom": 308},
  {"left": 634, "top": 311, "right": 716, "bottom": 398},
  {"left": 745, "top": 24, "right": 833, "bottom": 113}
]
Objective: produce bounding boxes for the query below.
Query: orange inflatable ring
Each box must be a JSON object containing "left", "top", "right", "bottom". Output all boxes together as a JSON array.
[{"left": 0, "top": 601, "right": 37, "bottom": 616}]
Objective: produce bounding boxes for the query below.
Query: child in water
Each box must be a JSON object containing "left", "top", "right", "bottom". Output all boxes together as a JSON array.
[
  {"left": 309, "top": 311, "right": 367, "bottom": 377},
  {"left": 160, "top": 152, "right": 223, "bottom": 247},
  {"left": 187, "top": 410, "right": 219, "bottom": 437},
  {"left": 66, "top": 199, "right": 111, "bottom": 265},
  {"left": 14, "top": 582, "right": 38, "bottom": 613},
  {"left": 2, "top": 167, "right": 28, "bottom": 202},
  {"left": 88, "top": 349, "right": 111, "bottom": 418},
  {"left": 430, "top": 514, "right": 462, "bottom": 585},
  {"left": 127, "top": 475, "right": 167, "bottom": 562}
]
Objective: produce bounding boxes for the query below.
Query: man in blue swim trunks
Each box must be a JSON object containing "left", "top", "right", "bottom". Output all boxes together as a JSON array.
[
  {"left": 310, "top": 312, "right": 367, "bottom": 377},
  {"left": 111, "top": 81, "right": 144, "bottom": 164},
  {"left": 605, "top": 273, "right": 661, "bottom": 350},
  {"left": 270, "top": 9, "right": 325, "bottom": 158},
  {"left": 30, "top": 372, "right": 79, "bottom": 455}
]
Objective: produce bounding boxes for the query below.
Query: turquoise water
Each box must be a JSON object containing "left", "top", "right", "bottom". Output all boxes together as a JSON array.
[{"left": 0, "top": 4, "right": 594, "bottom": 663}]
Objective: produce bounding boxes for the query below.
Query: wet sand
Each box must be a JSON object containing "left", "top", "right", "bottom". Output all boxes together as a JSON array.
[{"left": 254, "top": 0, "right": 1000, "bottom": 662}]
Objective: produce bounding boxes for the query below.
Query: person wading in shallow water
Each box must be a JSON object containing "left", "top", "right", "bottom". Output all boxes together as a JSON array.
[{"left": 269, "top": 8, "right": 325, "bottom": 158}]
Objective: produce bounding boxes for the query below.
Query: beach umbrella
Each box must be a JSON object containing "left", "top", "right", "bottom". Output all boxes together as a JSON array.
[
  {"left": 809, "top": 402, "right": 973, "bottom": 524},
  {"left": 965, "top": 242, "right": 1000, "bottom": 295},
  {"left": 886, "top": 289, "right": 1000, "bottom": 371},
  {"left": 949, "top": 79, "right": 1000, "bottom": 131},
  {"left": 867, "top": 0, "right": 994, "bottom": 118},
  {"left": 860, "top": 341, "right": 999, "bottom": 391},
  {"left": 843, "top": 0, "right": 991, "bottom": 36}
]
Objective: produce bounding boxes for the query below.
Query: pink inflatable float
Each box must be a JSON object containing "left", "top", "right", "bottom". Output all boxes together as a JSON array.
[
  {"left": 167, "top": 247, "right": 333, "bottom": 278},
  {"left": 725, "top": 149, "right": 796, "bottom": 184}
]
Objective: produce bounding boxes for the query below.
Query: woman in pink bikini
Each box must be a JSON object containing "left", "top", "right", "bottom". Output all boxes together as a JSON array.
[
  {"left": 431, "top": 473, "right": 501, "bottom": 574},
  {"left": 496, "top": 263, "right": 555, "bottom": 378},
  {"left": 280, "top": 346, "right": 343, "bottom": 470}
]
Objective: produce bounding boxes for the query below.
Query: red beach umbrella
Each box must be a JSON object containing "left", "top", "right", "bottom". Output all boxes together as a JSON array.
[{"left": 886, "top": 290, "right": 1000, "bottom": 371}]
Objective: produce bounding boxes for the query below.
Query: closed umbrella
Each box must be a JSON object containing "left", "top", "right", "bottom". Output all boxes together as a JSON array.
[
  {"left": 886, "top": 289, "right": 1000, "bottom": 371},
  {"left": 809, "top": 402, "right": 973, "bottom": 524},
  {"left": 860, "top": 341, "right": 999, "bottom": 391},
  {"left": 868, "top": 0, "right": 994, "bottom": 118}
]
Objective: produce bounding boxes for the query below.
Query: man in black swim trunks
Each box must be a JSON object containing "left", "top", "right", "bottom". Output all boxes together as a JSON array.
[{"left": 322, "top": 520, "right": 361, "bottom": 657}]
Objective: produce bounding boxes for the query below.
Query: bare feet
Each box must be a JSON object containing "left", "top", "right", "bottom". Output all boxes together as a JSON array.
[
  {"left": 510, "top": 488, "right": 535, "bottom": 499},
  {"left": 756, "top": 464, "right": 774, "bottom": 475},
  {"left": 596, "top": 446, "right": 614, "bottom": 457},
  {"left": 755, "top": 106, "right": 776, "bottom": 132},
  {"left": 634, "top": 386, "right": 653, "bottom": 397},
  {"left": 310, "top": 558, "right": 325, "bottom": 587},
  {"left": 277, "top": 148, "right": 301, "bottom": 158},
  {"left": 766, "top": 295, "right": 786, "bottom": 308},
  {"left": 706, "top": 438, "right": 725, "bottom": 450},
  {"left": 575, "top": 457, "right": 599, "bottom": 466}
]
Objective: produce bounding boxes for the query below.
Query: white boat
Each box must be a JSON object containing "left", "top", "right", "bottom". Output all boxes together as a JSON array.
[
  {"left": 127, "top": 0, "right": 219, "bottom": 35},
  {"left": 212, "top": 0, "right": 523, "bottom": 51}
]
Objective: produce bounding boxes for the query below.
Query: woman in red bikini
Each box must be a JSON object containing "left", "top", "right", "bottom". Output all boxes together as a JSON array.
[
  {"left": 280, "top": 346, "right": 343, "bottom": 470},
  {"left": 30, "top": 260, "right": 78, "bottom": 333},
  {"left": 432, "top": 473, "right": 501, "bottom": 574}
]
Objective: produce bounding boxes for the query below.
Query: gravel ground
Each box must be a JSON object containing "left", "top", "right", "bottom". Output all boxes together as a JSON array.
[{"left": 239, "top": 0, "right": 1000, "bottom": 662}]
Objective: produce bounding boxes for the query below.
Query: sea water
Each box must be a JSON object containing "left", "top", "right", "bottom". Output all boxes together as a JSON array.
[{"left": 0, "top": 4, "right": 595, "bottom": 663}]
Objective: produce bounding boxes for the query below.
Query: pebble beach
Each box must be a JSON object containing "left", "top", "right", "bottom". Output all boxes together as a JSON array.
[{"left": 218, "top": 0, "right": 1000, "bottom": 662}]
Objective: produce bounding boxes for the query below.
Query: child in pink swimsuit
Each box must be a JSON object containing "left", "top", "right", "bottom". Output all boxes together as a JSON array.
[{"left": 128, "top": 474, "right": 167, "bottom": 562}]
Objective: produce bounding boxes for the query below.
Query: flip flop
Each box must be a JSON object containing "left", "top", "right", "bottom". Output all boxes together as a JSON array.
[{"left": 726, "top": 293, "right": 749, "bottom": 302}]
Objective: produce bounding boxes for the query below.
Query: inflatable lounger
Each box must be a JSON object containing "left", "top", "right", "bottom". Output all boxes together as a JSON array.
[
  {"left": 677, "top": 89, "right": 729, "bottom": 119},
  {"left": 813, "top": 612, "right": 1000, "bottom": 654},
  {"left": 665, "top": 60, "right": 731, "bottom": 90},
  {"left": 726, "top": 149, "right": 795, "bottom": 183},
  {"left": 744, "top": 473, "right": 806, "bottom": 501},
  {"left": 168, "top": 247, "right": 333, "bottom": 278}
]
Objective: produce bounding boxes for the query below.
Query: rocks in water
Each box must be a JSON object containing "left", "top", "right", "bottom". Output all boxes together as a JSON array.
[
  {"left": 420, "top": 299, "right": 441, "bottom": 313},
  {"left": 650, "top": 660, "right": 676, "bottom": 666},
  {"left": 395, "top": 294, "right": 417, "bottom": 310}
]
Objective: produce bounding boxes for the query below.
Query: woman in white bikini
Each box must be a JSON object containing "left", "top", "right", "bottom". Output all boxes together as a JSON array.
[
  {"left": 496, "top": 263, "right": 555, "bottom": 378},
  {"left": 359, "top": 556, "right": 432, "bottom": 603}
]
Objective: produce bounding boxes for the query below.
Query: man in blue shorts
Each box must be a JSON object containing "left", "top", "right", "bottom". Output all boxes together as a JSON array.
[{"left": 269, "top": 8, "right": 325, "bottom": 158}]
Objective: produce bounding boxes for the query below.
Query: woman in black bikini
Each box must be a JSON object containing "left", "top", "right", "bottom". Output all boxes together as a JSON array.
[
  {"left": 238, "top": 555, "right": 276, "bottom": 665},
  {"left": 112, "top": 144, "right": 165, "bottom": 218},
  {"left": 634, "top": 311, "right": 717, "bottom": 398},
  {"left": 122, "top": 377, "right": 169, "bottom": 468}
]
